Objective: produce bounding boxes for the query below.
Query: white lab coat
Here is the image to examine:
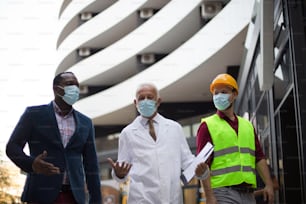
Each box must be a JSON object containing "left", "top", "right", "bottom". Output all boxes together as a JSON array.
[{"left": 112, "top": 114, "right": 195, "bottom": 204}]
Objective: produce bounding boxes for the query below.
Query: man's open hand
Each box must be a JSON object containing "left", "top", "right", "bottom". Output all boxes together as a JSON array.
[{"left": 32, "top": 151, "right": 60, "bottom": 175}]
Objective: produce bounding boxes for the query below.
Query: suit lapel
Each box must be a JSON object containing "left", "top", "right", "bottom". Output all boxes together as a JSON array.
[
  {"left": 66, "top": 110, "right": 79, "bottom": 146},
  {"left": 48, "top": 102, "right": 64, "bottom": 149}
]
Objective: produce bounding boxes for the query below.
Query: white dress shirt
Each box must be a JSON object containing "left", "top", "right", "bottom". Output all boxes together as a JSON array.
[{"left": 112, "top": 114, "right": 195, "bottom": 204}]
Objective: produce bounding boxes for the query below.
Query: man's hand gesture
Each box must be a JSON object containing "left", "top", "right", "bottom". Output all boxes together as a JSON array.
[
  {"left": 107, "top": 158, "right": 132, "bottom": 179},
  {"left": 32, "top": 151, "right": 60, "bottom": 175}
]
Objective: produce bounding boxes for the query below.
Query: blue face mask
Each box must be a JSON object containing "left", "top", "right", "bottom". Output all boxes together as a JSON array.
[
  {"left": 213, "top": 93, "right": 231, "bottom": 111},
  {"left": 58, "top": 85, "right": 80, "bottom": 105},
  {"left": 137, "top": 99, "right": 157, "bottom": 118}
]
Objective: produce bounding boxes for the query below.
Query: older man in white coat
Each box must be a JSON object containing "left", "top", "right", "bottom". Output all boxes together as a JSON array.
[{"left": 108, "top": 83, "right": 195, "bottom": 204}]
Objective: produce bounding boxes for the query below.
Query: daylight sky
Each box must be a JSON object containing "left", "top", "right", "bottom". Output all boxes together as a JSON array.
[{"left": 0, "top": 1, "right": 60, "bottom": 157}]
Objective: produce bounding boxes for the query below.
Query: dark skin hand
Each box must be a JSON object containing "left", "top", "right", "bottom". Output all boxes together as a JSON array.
[
  {"left": 32, "top": 151, "right": 60, "bottom": 175},
  {"left": 107, "top": 158, "right": 132, "bottom": 179}
]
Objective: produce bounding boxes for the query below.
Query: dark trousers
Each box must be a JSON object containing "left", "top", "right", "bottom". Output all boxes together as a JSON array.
[
  {"left": 27, "top": 190, "right": 77, "bottom": 204},
  {"left": 53, "top": 191, "right": 77, "bottom": 204}
]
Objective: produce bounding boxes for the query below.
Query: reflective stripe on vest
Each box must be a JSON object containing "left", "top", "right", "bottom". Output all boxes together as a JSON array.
[{"left": 202, "top": 114, "right": 257, "bottom": 188}]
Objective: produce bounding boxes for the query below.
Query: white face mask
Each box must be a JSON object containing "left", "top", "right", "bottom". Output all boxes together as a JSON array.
[
  {"left": 213, "top": 93, "right": 231, "bottom": 110},
  {"left": 137, "top": 99, "right": 157, "bottom": 118},
  {"left": 58, "top": 85, "right": 80, "bottom": 105}
]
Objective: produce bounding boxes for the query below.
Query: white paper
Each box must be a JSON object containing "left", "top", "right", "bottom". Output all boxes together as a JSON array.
[{"left": 181, "top": 142, "right": 214, "bottom": 185}]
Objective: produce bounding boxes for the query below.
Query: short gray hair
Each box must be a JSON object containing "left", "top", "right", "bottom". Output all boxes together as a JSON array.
[{"left": 135, "top": 83, "right": 160, "bottom": 98}]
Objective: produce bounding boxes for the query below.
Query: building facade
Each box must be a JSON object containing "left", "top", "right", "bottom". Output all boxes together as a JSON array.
[{"left": 236, "top": 0, "right": 306, "bottom": 203}]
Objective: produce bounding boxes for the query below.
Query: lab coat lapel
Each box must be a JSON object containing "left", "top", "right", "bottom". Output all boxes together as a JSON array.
[
  {"left": 156, "top": 117, "right": 168, "bottom": 142},
  {"left": 133, "top": 117, "right": 154, "bottom": 143}
]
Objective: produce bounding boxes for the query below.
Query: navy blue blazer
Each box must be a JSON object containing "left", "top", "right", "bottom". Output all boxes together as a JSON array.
[{"left": 6, "top": 102, "right": 102, "bottom": 204}]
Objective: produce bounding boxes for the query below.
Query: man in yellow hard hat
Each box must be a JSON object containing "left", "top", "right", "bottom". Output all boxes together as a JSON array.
[{"left": 195, "top": 73, "right": 274, "bottom": 204}]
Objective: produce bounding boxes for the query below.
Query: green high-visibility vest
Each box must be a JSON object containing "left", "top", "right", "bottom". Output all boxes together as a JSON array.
[{"left": 201, "top": 114, "right": 257, "bottom": 188}]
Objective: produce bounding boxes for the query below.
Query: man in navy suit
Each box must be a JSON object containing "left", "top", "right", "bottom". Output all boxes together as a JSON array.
[{"left": 6, "top": 72, "right": 102, "bottom": 204}]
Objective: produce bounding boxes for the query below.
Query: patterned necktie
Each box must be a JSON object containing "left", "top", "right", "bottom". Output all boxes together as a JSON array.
[{"left": 148, "top": 119, "right": 157, "bottom": 141}]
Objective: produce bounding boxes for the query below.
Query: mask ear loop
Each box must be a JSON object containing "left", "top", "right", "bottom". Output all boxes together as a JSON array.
[
  {"left": 55, "top": 86, "right": 65, "bottom": 98},
  {"left": 227, "top": 89, "right": 237, "bottom": 110}
]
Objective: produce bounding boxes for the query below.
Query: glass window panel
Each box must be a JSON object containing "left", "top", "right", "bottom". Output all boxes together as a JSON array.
[
  {"left": 256, "top": 92, "right": 269, "bottom": 139},
  {"left": 273, "top": 48, "right": 293, "bottom": 109},
  {"left": 248, "top": 87, "right": 256, "bottom": 120},
  {"left": 254, "top": 75, "right": 263, "bottom": 106}
]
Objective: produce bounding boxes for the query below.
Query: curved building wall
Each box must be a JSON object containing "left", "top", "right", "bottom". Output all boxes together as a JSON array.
[{"left": 56, "top": 0, "right": 254, "bottom": 127}]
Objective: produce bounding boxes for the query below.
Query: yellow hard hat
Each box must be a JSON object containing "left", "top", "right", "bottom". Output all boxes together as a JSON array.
[{"left": 210, "top": 73, "right": 238, "bottom": 94}]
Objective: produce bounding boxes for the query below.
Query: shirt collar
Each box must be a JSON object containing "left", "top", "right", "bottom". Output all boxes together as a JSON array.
[
  {"left": 53, "top": 101, "right": 74, "bottom": 117},
  {"left": 216, "top": 110, "right": 237, "bottom": 122},
  {"left": 139, "top": 113, "right": 161, "bottom": 126}
]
